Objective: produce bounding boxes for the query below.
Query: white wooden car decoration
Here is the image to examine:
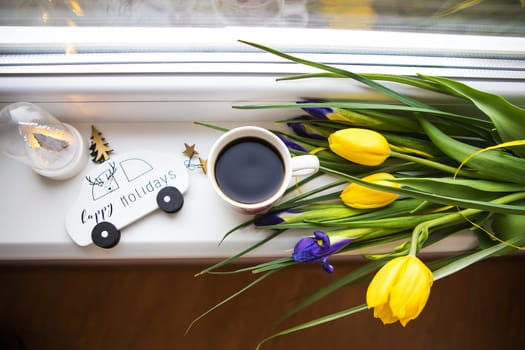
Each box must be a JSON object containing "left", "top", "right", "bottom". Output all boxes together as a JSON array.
[{"left": 65, "top": 151, "right": 189, "bottom": 248}]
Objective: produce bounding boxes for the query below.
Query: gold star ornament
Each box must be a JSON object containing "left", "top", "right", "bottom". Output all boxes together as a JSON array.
[{"left": 183, "top": 143, "right": 198, "bottom": 158}]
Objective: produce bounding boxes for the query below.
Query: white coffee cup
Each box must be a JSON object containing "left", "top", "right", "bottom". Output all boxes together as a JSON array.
[{"left": 207, "top": 126, "right": 319, "bottom": 214}]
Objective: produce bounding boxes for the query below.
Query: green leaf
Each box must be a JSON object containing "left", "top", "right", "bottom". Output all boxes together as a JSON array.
[
  {"left": 346, "top": 221, "right": 469, "bottom": 257},
  {"left": 237, "top": 39, "right": 495, "bottom": 133},
  {"left": 277, "top": 72, "right": 342, "bottom": 81},
  {"left": 277, "top": 72, "right": 443, "bottom": 96},
  {"left": 256, "top": 304, "right": 368, "bottom": 350},
  {"left": 283, "top": 172, "right": 325, "bottom": 196},
  {"left": 361, "top": 73, "right": 447, "bottom": 94},
  {"left": 193, "top": 121, "right": 229, "bottom": 132},
  {"left": 187, "top": 269, "right": 281, "bottom": 335},
  {"left": 320, "top": 165, "right": 525, "bottom": 215},
  {"left": 432, "top": 236, "right": 525, "bottom": 280},
  {"left": 382, "top": 131, "right": 443, "bottom": 157},
  {"left": 252, "top": 259, "right": 296, "bottom": 274},
  {"left": 313, "top": 213, "right": 446, "bottom": 229},
  {"left": 269, "top": 181, "right": 346, "bottom": 212},
  {"left": 387, "top": 177, "right": 525, "bottom": 203},
  {"left": 275, "top": 260, "right": 385, "bottom": 325},
  {"left": 234, "top": 102, "right": 485, "bottom": 126},
  {"left": 195, "top": 230, "right": 286, "bottom": 275},
  {"left": 419, "top": 117, "right": 525, "bottom": 184},
  {"left": 391, "top": 177, "right": 525, "bottom": 193},
  {"left": 238, "top": 40, "right": 430, "bottom": 110},
  {"left": 313, "top": 198, "right": 428, "bottom": 225},
  {"left": 419, "top": 74, "right": 525, "bottom": 157},
  {"left": 344, "top": 230, "right": 412, "bottom": 251},
  {"left": 256, "top": 204, "right": 365, "bottom": 230},
  {"left": 205, "top": 257, "right": 294, "bottom": 275},
  {"left": 218, "top": 218, "right": 255, "bottom": 245},
  {"left": 389, "top": 150, "right": 483, "bottom": 178},
  {"left": 331, "top": 107, "right": 422, "bottom": 133},
  {"left": 274, "top": 192, "right": 343, "bottom": 212}
]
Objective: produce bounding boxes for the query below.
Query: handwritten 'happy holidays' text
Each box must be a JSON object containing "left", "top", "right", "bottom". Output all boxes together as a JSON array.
[
  {"left": 120, "top": 171, "right": 177, "bottom": 207},
  {"left": 80, "top": 170, "right": 177, "bottom": 226}
]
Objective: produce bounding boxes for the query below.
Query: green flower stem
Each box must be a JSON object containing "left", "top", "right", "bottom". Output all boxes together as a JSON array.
[
  {"left": 432, "top": 236, "right": 525, "bottom": 281},
  {"left": 187, "top": 268, "right": 281, "bottom": 335},
  {"left": 334, "top": 227, "right": 403, "bottom": 242},
  {"left": 255, "top": 303, "right": 368, "bottom": 350},
  {"left": 408, "top": 191, "right": 525, "bottom": 256},
  {"left": 193, "top": 121, "right": 229, "bottom": 132},
  {"left": 389, "top": 150, "right": 481, "bottom": 178}
]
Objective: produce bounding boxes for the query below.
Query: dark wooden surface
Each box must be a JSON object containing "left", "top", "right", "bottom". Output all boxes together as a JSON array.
[{"left": 1, "top": 256, "right": 524, "bottom": 350}]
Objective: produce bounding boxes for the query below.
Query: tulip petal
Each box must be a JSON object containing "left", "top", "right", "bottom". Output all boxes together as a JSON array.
[
  {"left": 328, "top": 128, "right": 390, "bottom": 166},
  {"left": 367, "top": 256, "right": 433, "bottom": 327},
  {"left": 390, "top": 257, "right": 433, "bottom": 326},
  {"left": 366, "top": 256, "right": 406, "bottom": 308},
  {"left": 373, "top": 303, "right": 399, "bottom": 325},
  {"left": 341, "top": 173, "right": 399, "bottom": 209}
]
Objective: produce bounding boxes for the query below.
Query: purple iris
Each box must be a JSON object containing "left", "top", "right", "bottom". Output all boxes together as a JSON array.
[
  {"left": 276, "top": 134, "right": 308, "bottom": 152},
  {"left": 292, "top": 231, "right": 353, "bottom": 273},
  {"left": 297, "top": 100, "right": 333, "bottom": 120},
  {"left": 286, "top": 116, "right": 327, "bottom": 140},
  {"left": 254, "top": 210, "right": 294, "bottom": 226}
]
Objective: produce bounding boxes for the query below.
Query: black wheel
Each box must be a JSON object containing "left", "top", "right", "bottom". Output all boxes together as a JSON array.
[
  {"left": 91, "top": 221, "right": 121, "bottom": 248},
  {"left": 156, "top": 186, "right": 184, "bottom": 214}
]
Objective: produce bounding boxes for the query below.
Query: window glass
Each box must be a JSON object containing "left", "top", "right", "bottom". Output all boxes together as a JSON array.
[{"left": 1, "top": 0, "right": 524, "bottom": 36}]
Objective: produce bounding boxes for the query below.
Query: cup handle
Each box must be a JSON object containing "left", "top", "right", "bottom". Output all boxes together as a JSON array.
[{"left": 290, "top": 155, "right": 320, "bottom": 177}]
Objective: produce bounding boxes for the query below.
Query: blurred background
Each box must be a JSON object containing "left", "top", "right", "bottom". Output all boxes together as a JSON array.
[{"left": 1, "top": 0, "right": 524, "bottom": 35}]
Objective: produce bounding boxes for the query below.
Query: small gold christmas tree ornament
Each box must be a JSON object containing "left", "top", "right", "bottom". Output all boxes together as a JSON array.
[
  {"left": 89, "top": 125, "right": 113, "bottom": 163},
  {"left": 198, "top": 157, "right": 208, "bottom": 174}
]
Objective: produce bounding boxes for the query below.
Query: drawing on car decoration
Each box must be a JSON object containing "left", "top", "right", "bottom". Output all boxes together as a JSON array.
[{"left": 65, "top": 151, "right": 189, "bottom": 248}]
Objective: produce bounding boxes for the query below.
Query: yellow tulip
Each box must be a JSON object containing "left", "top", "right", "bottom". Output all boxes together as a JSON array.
[
  {"left": 328, "top": 128, "right": 390, "bottom": 166},
  {"left": 340, "top": 173, "right": 399, "bottom": 209},
  {"left": 366, "top": 255, "right": 433, "bottom": 327}
]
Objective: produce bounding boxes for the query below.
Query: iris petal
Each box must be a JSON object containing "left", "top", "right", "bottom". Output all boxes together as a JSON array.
[
  {"left": 297, "top": 100, "right": 332, "bottom": 120},
  {"left": 322, "top": 258, "right": 334, "bottom": 273},
  {"left": 254, "top": 211, "right": 290, "bottom": 226},
  {"left": 314, "top": 230, "right": 330, "bottom": 248},
  {"left": 292, "top": 238, "right": 319, "bottom": 262},
  {"left": 276, "top": 134, "right": 308, "bottom": 152},
  {"left": 286, "top": 116, "right": 327, "bottom": 140},
  {"left": 292, "top": 231, "right": 353, "bottom": 272}
]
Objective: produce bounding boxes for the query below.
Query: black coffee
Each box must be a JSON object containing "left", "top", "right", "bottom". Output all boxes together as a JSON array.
[{"left": 215, "top": 137, "right": 284, "bottom": 204}]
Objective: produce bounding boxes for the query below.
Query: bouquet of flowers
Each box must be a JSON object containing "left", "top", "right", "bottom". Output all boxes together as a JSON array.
[{"left": 190, "top": 41, "right": 525, "bottom": 348}]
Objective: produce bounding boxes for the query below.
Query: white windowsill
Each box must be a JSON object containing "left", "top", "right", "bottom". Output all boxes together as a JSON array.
[
  {"left": 1, "top": 26, "right": 522, "bottom": 261},
  {"left": 0, "top": 121, "right": 479, "bottom": 262}
]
